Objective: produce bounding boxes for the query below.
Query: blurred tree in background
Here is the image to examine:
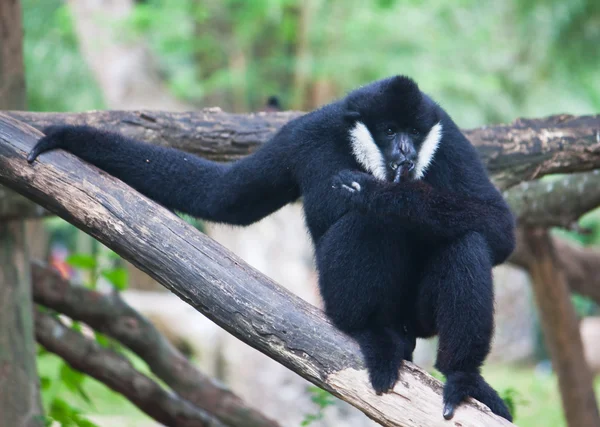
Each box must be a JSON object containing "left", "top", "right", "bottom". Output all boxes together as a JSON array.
[{"left": 24, "top": 0, "right": 599, "bottom": 126}]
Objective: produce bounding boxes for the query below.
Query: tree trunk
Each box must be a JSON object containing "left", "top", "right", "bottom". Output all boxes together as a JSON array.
[
  {"left": 0, "top": 1, "right": 43, "bottom": 425},
  {"left": 524, "top": 228, "right": 600, "bottom": 427}
]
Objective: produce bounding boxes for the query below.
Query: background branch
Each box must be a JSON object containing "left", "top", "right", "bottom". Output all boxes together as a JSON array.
[
  {"left": 31, "top": 260, "right": 280, "bottom": 427},
  {"left": 505, "top": 170, "right": 600, "bottom": 228},
  {"left": 34, "top": 309, "right": 224, "bottom": 427},
  {"left": 7, "top": 110, "right": 600, "bottom": 190},
  {"left": 0, "top": 112, "right": 513, "bottom": 425}
]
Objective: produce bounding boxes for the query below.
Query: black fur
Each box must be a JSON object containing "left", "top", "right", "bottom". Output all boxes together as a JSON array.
[{"left": 27, "top": 75, "right": 515, "bottom": 421}]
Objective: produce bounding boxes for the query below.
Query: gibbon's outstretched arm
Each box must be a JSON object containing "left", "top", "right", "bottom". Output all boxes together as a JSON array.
[
  {"left": 28, "top": 126, "right": 301, "bottom": 225},
  {"left": 333, "top": 170, "right": 515, "bottom": 265}
]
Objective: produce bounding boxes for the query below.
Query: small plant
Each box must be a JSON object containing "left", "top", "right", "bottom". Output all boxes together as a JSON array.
[
  {"left": 301, "top": 386, "right": 337, "bottom": 426},
  {"left": 500, "top": 387, "right": 528, "bottom": 420},
  {"left": 37, "top": 249, "right": 132, "bottom": 426}
]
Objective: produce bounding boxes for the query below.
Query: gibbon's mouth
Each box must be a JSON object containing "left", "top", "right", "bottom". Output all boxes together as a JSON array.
[{"left": 390, "top": 160, "right": 415, "bottom": 183}]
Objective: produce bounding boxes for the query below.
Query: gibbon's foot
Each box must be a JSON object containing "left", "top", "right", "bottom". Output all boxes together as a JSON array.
[
  {"left": 442, "top": 371, "right": 513, "bottom": 421},
  {"left": 354, "top": 328, "right": 405, "bottom": 395}
]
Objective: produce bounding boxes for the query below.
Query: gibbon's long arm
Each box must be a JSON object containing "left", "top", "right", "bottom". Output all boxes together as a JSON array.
[
  {"left": 334, "top": 171, "right": 515, "bottom": 265},
  {"left": 28, "top": 126, "right": 301, "bottom": 225}
]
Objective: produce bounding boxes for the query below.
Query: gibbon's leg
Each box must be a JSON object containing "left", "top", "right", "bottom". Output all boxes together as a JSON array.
[
  {"left": 316, "top": 214, "right": 411, "bottom": 394},
  {"left": 28, "top": 126, "right": 300, "bottom": 225},
  {"left": 417, "top": 232, "right": 513, "bottom": 421}
]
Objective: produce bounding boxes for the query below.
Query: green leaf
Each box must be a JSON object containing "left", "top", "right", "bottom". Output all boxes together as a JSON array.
[
  {"left": 40, "top": 375, "right": 53, "bottom": 391},
  {"left": 94, "top": 332, "right": 110, "bottom": 348},
  {"left": 101, "top": 267, "right": 129, "bottom": 290},
  {"left": 59, "top": 364, "right": 92, "bottom": 406},
  {"left": 66, "top": 254, "right": 97, "bottom": 270}
]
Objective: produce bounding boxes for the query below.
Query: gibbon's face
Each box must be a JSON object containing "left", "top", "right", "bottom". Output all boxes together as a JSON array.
[{"left": 345, "top": 76, "right": 442, "bottom": 183}]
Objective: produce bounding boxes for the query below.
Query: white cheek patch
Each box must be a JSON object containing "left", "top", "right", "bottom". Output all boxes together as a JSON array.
[
  {"left": 414, "top": 121, "right": 443, "bottom": 180},
  {"left": 349, "top": 121, "right": 387, "bottom": 181}
]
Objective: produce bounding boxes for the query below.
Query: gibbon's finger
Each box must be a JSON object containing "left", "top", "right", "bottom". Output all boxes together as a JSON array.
[{"left": 341, "top": 184, "right": 356, "bottom": 193}]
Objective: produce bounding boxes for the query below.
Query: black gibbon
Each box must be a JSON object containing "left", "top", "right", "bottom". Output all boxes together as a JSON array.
[{"left": 28, "top": 75, "right": 515, "bottom": 421}]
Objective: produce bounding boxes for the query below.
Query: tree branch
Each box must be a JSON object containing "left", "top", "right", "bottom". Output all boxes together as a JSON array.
[
  {"left": 509, "top": 230, "right": 600, "bottom": 306},
  {"left": 505, "top": 170, "right": 600, "bottom": 229},
  {"left": 31, "top": 260, "right": 280, "bottom": 427},
  {"left": 34, "top": 309, "right": 224, "bottom": 427},
  {"left": 0, "top": 115, "right": 513, "bottom": 425},
  {"left": 7, "top": 110, "right": 600, "bottom": 189}
]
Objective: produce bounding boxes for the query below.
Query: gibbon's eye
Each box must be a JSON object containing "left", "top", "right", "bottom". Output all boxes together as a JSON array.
[
  {"left": 385, "top": 127, "right": 396, "bottom": 136},
  {"left": 411, "top": 128, "right": 420, "bottom": 136}
]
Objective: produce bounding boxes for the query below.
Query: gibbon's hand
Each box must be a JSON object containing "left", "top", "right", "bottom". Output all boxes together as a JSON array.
[{"left": 331, "top": 170, "right": 377, "bottom": 209}]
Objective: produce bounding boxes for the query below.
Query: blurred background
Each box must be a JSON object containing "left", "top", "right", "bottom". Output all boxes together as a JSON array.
[{"left": 14, "top": 0, "right": 600, "bottom": 426}]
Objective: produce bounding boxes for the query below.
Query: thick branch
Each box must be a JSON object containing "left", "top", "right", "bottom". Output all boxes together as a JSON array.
[
  {"left": 0, "top": 116, "right": 513, "bottom": 425},
  {"left": 7, "top": 110, "right": 600, "bottom": 189},
  {"left": 31, "top": 261, "right": 279, "bottom": 427},
  {"left": 505, "top": 170, "right": 600, "bottom": 228},
  {"left": 34, "top": 310, "right": 224, "bottom": 427}
]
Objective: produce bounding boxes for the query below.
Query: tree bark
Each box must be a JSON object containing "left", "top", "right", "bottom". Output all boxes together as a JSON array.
[
  {"left": 0, "top": 114, "right": 514, "bottom": 426},
  {"left": 505, "top": 170, "right": 600, "bottom": 229},
  {"left": 0, "top": 2, "right": 44, "bottom": 425},
  {"left": 6, "top": 110, "right": 600, "bottom": 189},
  {"left": 31, "top": 260, "right": 280, "bottom": 427},
  {"left": 523, "top": 228, "right": 600, "bottom": 427},
  {"left": 34, "top": 310, "right": 224, "bottom": 427}
]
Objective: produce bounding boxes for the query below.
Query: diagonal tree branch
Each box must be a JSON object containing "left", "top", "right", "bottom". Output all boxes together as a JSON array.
[
  {"left": 34, "top": 309, "right": 224, "bottom": 427},
  {"left": 31, "top": 260, "right": 280, "bottom": 427},
  {"left": 6, "top": 110, "right": 600, "bottom": 190},
  {"left": 0, "top": 114, "right": 513, "bottom": 425}
]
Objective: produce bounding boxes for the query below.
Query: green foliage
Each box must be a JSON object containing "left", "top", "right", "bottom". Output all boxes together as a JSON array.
[
  {"left": 39, "top": 250, "right": 134, "bottom": 425},
  {"left": 301, "top": 386, "right": 338, "bottom": 426},
  {"left": 428, "top": 369, "right": 444, "bottom": 381},
  {"left": 22, "top": 0, "right": 104, "bottom": 112},
  {"left": 45, "top": 398, "right": 100, "bottom": 427},
  {"left": 65, "top": 254, "right": 97, "bottom": 271},
  {"left": 38, "top": 346, "right": 99, "bottom": 427},
  {"left": 65, "top": 251, "right": 129, "bottom": 291},
  {"left": 500, "top": 387, "right": 528, "bottom": 420},
  {"left": 101, "top": 268, "right": 129, "bottom": 291}
]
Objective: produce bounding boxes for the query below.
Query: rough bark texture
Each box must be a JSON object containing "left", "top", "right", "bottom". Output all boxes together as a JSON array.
[
  {"left": 34, "top": 310, "right": 224, "bottom": 427},
  {"left": 0, "top": 2, "right": 44, "bottom": 425},
  {"left": 523, "top": 229, "right": 600, "bottom": 427},
  {"left": 31, "top": 261, "right": 280, "bottom": 427},
  {"left": 0, "top": 115, "right": 514, "bottom": 426},
  {"left": 7, "top": 110, "right": 600, "bottom": 189},
  {"left": 505, "top": 170, "right": 600, "bottom": 229}
]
